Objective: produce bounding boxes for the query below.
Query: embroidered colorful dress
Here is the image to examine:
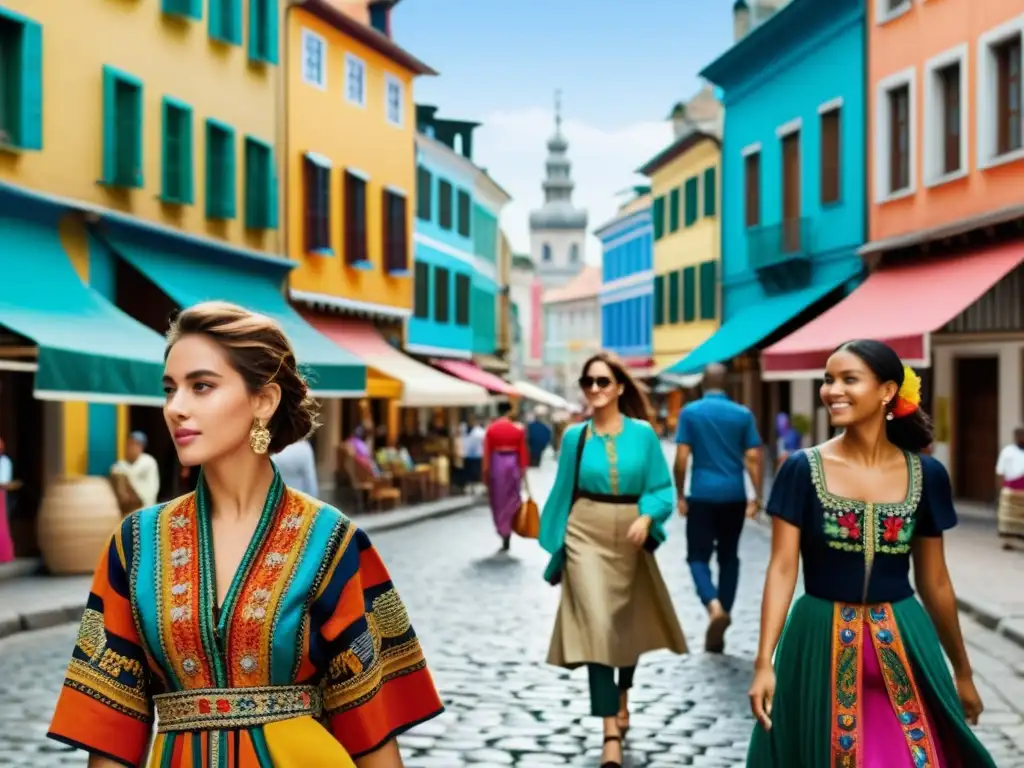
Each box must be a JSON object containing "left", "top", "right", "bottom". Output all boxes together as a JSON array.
[
  {"left": 747, "top": 449, "right": 996, "bottom": 768},
  {"left": 47, "top": 469, "right": 444, "bottom": 767}
]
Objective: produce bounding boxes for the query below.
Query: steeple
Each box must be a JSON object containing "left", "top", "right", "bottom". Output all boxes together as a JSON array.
[{"left": 530, "top": 89, "right": 587, "bottom": 231}]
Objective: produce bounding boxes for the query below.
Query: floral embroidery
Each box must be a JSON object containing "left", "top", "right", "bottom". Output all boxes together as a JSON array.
[{"left": 830, "top": 603, "right": 862, "bottom": 767}]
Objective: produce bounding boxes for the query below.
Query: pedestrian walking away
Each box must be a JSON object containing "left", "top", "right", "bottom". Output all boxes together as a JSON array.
[
  {"left": 747, "top": 339, "right": 996, "bottom": 768},
  {"left": 675, "top": 362, "right": 763, "bottom": 653},
  {"left": 539, "top": 352, "right": 687, "bottom": 768},
  {"left": 46, "top": 301, "right": 444, "bottom": 768},
  {"left": 996, "top": 425, "right": 1024, "bottom": 550},
  {"left": 483, "top": 402, "right": 529, "bottom": 552}
]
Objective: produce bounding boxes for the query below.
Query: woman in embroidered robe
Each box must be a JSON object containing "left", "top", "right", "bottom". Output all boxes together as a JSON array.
[
  {"left": 47, "top": 302, "right": 444, "bottom": 768},
  {"left": 747, "top": 339, "right": 995, "bottom": 768},
  {"left": 540, "top": 352, "right": 687, "bottom": 768}
]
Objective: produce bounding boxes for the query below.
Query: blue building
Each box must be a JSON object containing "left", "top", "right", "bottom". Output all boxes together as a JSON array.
[
  {"left": 671, "top": 0, "right": 866, "bottom": 383},
  {"left": 596, "top": 193, "right": 654, "bottom": 371}
]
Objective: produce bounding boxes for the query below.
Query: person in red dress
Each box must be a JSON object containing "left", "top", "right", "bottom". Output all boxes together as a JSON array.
[{"left": 482, "top": 402, "right": 529, "bottom": 552}]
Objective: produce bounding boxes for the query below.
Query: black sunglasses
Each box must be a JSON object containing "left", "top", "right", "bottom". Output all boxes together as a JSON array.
[{"left": 579, "top": 375, "right": 614, "bottom": 391}]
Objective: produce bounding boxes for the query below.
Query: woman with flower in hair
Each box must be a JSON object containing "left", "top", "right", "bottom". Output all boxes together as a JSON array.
[{"left": 746, "top": 339, "right": 996, "bottom": 767}]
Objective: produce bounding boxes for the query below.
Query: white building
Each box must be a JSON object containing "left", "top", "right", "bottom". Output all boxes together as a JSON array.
[{"left": 543, "top": 266, "right": 602, "bottom": 399}]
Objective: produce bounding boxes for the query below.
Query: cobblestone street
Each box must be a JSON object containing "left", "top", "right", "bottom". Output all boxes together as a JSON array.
[{"left": 2, "top": 458, "right": 1024, "bottom": 766}]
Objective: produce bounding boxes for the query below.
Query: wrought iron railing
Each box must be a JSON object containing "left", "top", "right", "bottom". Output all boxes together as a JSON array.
[{"left": 746, "top": 217, "right": 812, "bottom": 273}]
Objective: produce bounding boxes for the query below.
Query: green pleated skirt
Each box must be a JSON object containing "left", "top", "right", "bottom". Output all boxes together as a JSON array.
[{"left": 747, "top": 594, "right": 997, "bottom": 767}]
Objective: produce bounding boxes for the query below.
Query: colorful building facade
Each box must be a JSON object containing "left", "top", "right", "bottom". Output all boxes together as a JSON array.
[
  {"left": 471, "top": 168, "right": 511, "bottom": 365},
  {"left": 677, "top": 0, "right": 867, "bottom": 429},
  {"left": 596, "top": 192, "right": 654, "bottom": 376},
  {"left": 763, "top": 0, "right": 1024, "bottom": 498},
  {"left": 543, "top": 267, "right": 602, "bottom": 399}
]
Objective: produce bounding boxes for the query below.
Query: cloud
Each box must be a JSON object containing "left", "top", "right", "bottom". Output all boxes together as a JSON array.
[{"left": 471, "top": 108, "right": 674, "bottom": 264}]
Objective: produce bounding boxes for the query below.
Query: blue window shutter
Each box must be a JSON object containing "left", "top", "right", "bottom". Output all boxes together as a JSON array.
[
  {"left": 267, "top": 0, "right": 279, "bottom": 63},
  {"left": 190, "top": 0, "right": 203, "bottom": 17},
  {"left": 225, "top": 128, "right": 237, "bottom": 217},
  {"left": 182, "top": 107, "right": 194, "bottom": 203},
  {"left": 101, "top": 67, "right": 117, "bottom": 184},
  {"left": 19, "top": 21, "right": 43, "bottom": 150},
  {"left": 209, "top": 0, "right": 220, "bottom": 37},
  {"left": 231, "top": 0, "right": 243, "bottom": 43},
  {"left": 267, "top": 153, "right": 279, "bottom": 229},
  {"left": 131, "top": 83, "right": 144, "bottom": 187}
]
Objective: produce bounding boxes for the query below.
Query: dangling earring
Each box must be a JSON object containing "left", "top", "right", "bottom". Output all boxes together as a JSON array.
[
  {"left": 249, "top": 418, "right": 271, "bottom": 455},
  {"left": 883, "top": 399, "right": 894, "bottom": 421},
  {"left": 886, "top": 411, "right": 894, "bottom": 421}
]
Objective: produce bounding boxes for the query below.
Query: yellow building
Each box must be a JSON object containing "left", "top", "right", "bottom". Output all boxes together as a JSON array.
[
  {"left": 640, "top": 128, "right": 723, "bottom": 374},
  {"left": 0, "top": 0, "right": 363, "bottom": 555}
]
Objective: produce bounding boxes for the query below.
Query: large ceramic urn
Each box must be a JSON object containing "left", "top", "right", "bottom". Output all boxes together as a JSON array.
[{"left": 37, "top": 476, "right": 122, "bottom": 575}]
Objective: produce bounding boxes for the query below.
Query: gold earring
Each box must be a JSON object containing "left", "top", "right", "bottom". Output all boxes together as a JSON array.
[{"left": 249, "top": 418, "right": 271, "bottom": 455}]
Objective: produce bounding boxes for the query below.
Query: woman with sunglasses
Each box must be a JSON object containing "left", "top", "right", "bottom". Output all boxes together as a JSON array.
[{"left": 540, "top": 352, "right": 687, "bottom": 768}]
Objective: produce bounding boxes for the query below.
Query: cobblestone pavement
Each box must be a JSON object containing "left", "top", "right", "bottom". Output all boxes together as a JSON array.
[{"left": 2, "top": 458, "right": 1024, "bottom": 766}]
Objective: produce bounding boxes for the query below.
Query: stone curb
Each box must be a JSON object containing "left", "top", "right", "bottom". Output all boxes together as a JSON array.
[
  {"left": 746, "top": 515, "right": 1024, "bottom": 652},
  {"left": 0, "top": 497, "right": 485, "bottom": 641}
]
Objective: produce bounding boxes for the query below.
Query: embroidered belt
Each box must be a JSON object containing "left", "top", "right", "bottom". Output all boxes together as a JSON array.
[{"left": 154, "top": 685, "right": 322, "bottom": 732}]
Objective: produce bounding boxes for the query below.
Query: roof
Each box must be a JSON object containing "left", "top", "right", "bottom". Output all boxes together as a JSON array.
[
  {"left": 543, "top": 266, "right": 602, "bottom": 305},
  {"left": 299, "top": 0, "right": 438, "bottom": 76},
  {"left": 593, "top": 199, "right": 651, "bottom": 239},
  {"left": 636, "top": 128, "right": 720, "bottom": 177}
]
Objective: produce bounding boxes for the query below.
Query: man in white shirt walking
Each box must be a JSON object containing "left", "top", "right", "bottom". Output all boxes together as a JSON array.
[{"left": 111, "top": 431, "right": 161, "bottom": 509}]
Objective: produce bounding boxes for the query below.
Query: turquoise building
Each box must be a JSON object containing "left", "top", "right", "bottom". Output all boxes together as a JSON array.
[{"left": 671, "top": 0, "right": 866, "bottom": 375}]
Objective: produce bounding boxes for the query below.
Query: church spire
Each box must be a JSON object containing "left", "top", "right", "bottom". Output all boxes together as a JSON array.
[
  {"left": 554, "top": 88, "right": 562, "bottom": 135},
  {"left": 529, "top": 88, "right": 586, "bottom": 231}
]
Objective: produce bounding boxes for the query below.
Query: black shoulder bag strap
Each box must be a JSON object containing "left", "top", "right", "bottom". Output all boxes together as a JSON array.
[{"left": 569, "top": 423, "right": 589, "bottom": 507}]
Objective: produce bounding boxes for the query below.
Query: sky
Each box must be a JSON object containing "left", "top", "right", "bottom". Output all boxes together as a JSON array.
[{"left": 392, "top": 0, "right": 739, "bottom": 263}]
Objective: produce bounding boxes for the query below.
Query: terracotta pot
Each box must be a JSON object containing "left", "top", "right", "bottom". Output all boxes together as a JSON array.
[{"left": 37, "top": 476, "right": 122, "bottom": 575}]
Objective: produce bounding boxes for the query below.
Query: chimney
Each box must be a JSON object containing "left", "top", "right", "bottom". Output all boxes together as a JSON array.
[
  {"left": 733, "top": 0, "right": 751, "bottom": 40},
  {"left": 368, "top": 0, "right": 392, "bottom": 37}
]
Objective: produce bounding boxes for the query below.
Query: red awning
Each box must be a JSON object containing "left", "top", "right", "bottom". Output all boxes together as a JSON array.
[
  {"left": 762, "top": 243, "right": 1024, "bottom": 378},
  {"left": 432, "top": 358, "right": 517, "bottom": 396}
]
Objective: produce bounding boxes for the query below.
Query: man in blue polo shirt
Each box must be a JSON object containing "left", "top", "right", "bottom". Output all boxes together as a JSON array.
[{"left": 674, "top": 363, "right": 762, "bottom": 653}]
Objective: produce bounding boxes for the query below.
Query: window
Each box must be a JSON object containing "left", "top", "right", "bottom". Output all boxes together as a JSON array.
[
  {"left": 938, "top": 63, "right": 962, "bottom": 174},
  {"left": 161, "top": 0, "right": 202, "bottom": 20},
  {"left": 820, "top": 107, "right": 841, "bottom": 203},
  {"left": 455, "top": 273, "right": 470, "bottom": 326},
  {"left": 667, "top": 271, "right": 681, "bottom": 324},
  {"left": 244, "top": 137, "right": 275, "bottom": 229},
  {"left": 876, "top": 0, "right": 910, "bottom": 24},
  {"left": 542, "top": 243, "right": 552, "bottom": 261},
  {"left": 570, "top": 243, "right": 579, "bottom": 262},
  {"left": 652, "top": 195, "right": 665, "bottom": 239},
  {"left": 668, "top": 188, "right": 680, "bottom": 233},
  {"left": 0, "top": 13, "right": 41, "bottom": 151},
  {"left": 653, "top": 274, "right": 665, "bottom": 325},
  {"left": 416, "top": 166, "right": 431, "bottom": 221},
  {"left": 303, "top": 154, "right": 330, "bottom": 253},
  {"left": 781, "top": 130, "right": 801, "bottom": 251},
  {"left": 343, "top": 170, "right": 368, "bottom": 266},
  {"left": 979, "top": 21, "right": 1024, "bottom": 167},
  {"left": 682, "top": 266, "right": 696, "bottom": 322},
  {"left": 684, "top": 176, "right": 699, "bottom": 226},
  {"left": 434, "top": 266, "right": 450, "bottom": 323},
  {"left": 744, "top": 150, "right": 761, "bottom": 228},
  {"left": 161, "top": 98, "right": 193, "bottom": 204},
  {"left": 698, "top": 261, "right": 717, "bottom": 320},
  {"left": 345, "top": 53, "right": 365, "bottom": 107},
  {"left": 385, "top": 74, "right": 403, "bottom": 127},
  {"left": 102, "top": 67, "right": 143, "bottom": 188},
  {"left": 438, "top": 179, "right": 453, "bottom": 230},
  {"left": 248, "top": 0, "right": 278, "bottom": 64},
  {"left": 382, "top": 188, "right": 408, "bottom": 273},
  {"left": 301, "top": 29, "right": 326, "bottom": 89},
  {"left": 205, "top": 121, "right": 236, "bottom": 219},
  {"left": 703, "top": 167, "right": 717, "bottom": 217},
  {"left": 413, "top": 262, "right": 430, "bottom": 318},
  {"left": 995, "top": 35, "right": 1022, "bottom": 155},
  {"left": 209, "top": 0, "right": 242, "bottom": 44},
  {"left": 456, "top": 189, "right": 471, "bottom": 237},
  {"left": 874, "top": 68, "right": 915, "bottom": 200}
]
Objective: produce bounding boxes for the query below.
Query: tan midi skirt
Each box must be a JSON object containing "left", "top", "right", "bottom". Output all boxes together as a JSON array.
[
  {"left": 998, "top": 487, "right": 1024, "bottom": 539},
  {"left": 546, "top": 497, "right": 688, "bottom": 669}
]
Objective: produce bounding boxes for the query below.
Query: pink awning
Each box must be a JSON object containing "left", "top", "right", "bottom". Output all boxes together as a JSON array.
[
  {"left": 762, "top": 243, "right": 1024, "bottom": 377},
  {"left": 431, "top": 358, "right": 517, "bottom": 396}
]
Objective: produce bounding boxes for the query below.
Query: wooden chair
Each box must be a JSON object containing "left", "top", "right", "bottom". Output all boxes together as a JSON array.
[{"left": 340, "top": 447, "right": 400, "bottom": 513}]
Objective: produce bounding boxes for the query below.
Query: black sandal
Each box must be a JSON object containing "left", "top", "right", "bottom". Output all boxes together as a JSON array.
[{"left": 601, "top": 734, "right": 622, "bottom": 768}]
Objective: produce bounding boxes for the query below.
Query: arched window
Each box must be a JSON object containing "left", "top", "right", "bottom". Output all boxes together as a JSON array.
[
  {"left": 542, "top": 243, "right": 552, "bottom": 261},
  {"left": 569, "top": 243, "right": 579, "bottom": 262}
]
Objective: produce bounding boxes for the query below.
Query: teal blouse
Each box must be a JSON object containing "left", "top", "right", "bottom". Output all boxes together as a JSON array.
[{"left": 538, "top": 417, "right": 677, "bottom": 555}]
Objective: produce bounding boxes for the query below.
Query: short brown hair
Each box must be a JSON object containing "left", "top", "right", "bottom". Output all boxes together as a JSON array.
[
  {"left": 580, "top": 351, "right": 654, "bottom": 425},
  {"left": 166, "top": 301, "right": 320, "bottom": 453}
]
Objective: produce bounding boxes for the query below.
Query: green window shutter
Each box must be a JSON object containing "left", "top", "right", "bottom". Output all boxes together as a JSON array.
[
  {"left": 206, "top": 121, "right": 236, "bottom": 219},
  {"left": 684, "top": 176, "right": 699, "bottom": 226},
  {"left": 161, "top": 99, "right": 193, "bottom": 204},
  {"left": 652, "top": 196, "right": 665, "bottom": 240},
  {"left": 668, "top": 271, "right": 681, "bottom": 324},
  {"left": 267, "top": 161, "right": 279, "bottom": 230},
  {"left": 102, "top": 68, "right": 117, "bottom": 184},
  {"left": 668, "top": 188, "right": 680, "bottom": 233},
  {"left": 248, "top": 0, "right": 278, "bottom": 64},
  {"left": 162, "top": 0, "right": 202, "bottom": 19},
  {"left": 18, "top": 21, "right": 43, "bottom": 150},
  {"left": 653, "top": 274, "right": 665, "bottom": 325},
  {"left": 211, "top": 0, "right": 242, "bottom": 44},
  {"left": 703, "top": 167, "right": 717, "bottom": 217},
  {"left": 682, "top": 266, "right": 696, "bottom": 322},
  {"left": 699, "top": 260, "right": 717, "bottom": 320},
  {"left": 102, "top": 67, "right": 143, "bottom": 188}
]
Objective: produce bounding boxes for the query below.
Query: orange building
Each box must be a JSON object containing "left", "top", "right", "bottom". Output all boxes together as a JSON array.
[{"left": 762, "top": 0, "right": 1024, "bottom": 499}]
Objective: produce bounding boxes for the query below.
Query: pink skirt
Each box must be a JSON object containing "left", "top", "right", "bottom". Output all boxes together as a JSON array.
[
  {"left": 0, "top": 493, "right": 14, "bottom": 563},
  {"left": 862, "top": 632, "right": 951, "bottom": 767}
]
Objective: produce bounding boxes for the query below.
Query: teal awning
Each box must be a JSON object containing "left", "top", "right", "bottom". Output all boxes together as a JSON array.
[
  {"left": 0, "top": 218, "right": 165, "bottom": 404},
  {"left": 666, "top": 268, "right": 860, "bottom": 376},
  {"left": 108, "top": 240, "right": 366, "bottom": 396}
]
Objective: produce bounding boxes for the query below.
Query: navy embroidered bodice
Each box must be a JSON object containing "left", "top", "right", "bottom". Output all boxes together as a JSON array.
[{"left": 767, "top": 448, "right": 958, "bottom": 605}]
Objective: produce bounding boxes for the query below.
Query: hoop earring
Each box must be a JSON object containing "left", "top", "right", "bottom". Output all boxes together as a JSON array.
[{"left": 250, "top": 418, "right": 271, "bottom": 455}]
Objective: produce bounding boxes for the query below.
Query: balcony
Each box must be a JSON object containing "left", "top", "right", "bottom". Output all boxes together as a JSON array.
[{"left": 746, "top": 217, "right": 813, "bottom": 293}]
